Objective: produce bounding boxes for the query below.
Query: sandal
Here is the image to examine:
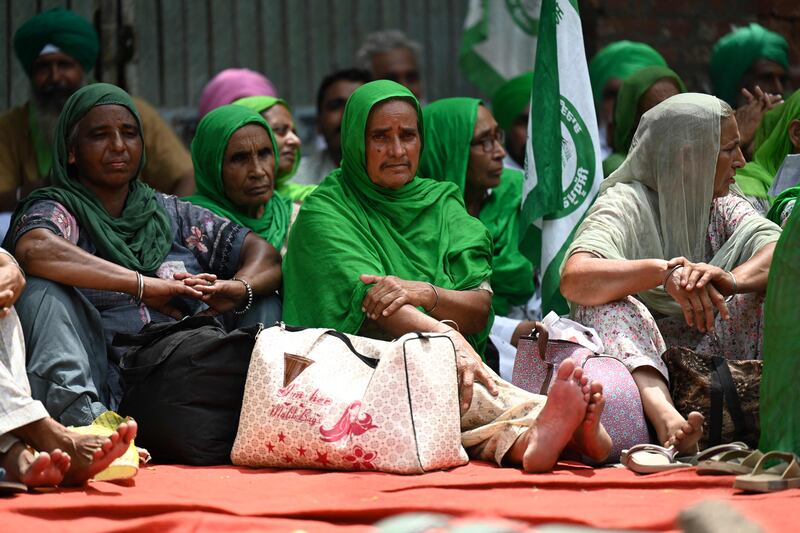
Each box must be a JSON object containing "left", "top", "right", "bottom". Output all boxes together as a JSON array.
[
  {"left": 734, "top": 451, "right": 800, "bottom": 493},
  {"left": 697, "top": 449, "right": 763, "bottom": 475},
  {"left": 620, "top": 444, "right": 692, "bottom": 474}
]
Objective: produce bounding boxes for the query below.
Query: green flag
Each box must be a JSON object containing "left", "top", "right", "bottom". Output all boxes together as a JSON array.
[
  {"left": 520, "top": 0, "right": 602, "bottom": 315},
  {"left": 459, "top": 0, "right": 539, "bottom": 96}
]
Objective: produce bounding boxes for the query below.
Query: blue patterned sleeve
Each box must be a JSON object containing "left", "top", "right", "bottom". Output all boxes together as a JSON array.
[
  {"left": 167, "top": 196, "right": 249, "bottom": 278},
  {"left": 7, "top": 200, "right": 80, "bottom": 252}
]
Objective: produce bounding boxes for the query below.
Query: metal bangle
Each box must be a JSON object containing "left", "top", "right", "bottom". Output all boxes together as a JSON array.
[
  {"left": 727, "top": 271, "right": 738, "bottom": 296},
  {"left": 440, "top": 319, "right": 459, "bottom": 332},
  {"left": 134, "top": 272, "right": 144, "bottom": 305},
  {"left": 425, "top": 282, "right": 439, "bottom": 313},
  {"left": 232, "top": 277, "right": 253, "bottom": 316},
  {"left": 663, "top": 265, "right": 683, "bottom": 288}
]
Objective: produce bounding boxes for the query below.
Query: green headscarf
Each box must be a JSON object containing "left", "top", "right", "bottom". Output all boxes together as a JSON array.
[
  {"left": 589, "top": 41, "right": 667, "bottom": 107},
  {"left": 492, "top": 72, "right": 533, "bottom": 131},
  {"left": 736, "top": 90, "right": 800, "bottom": 199},
  {"left": 5, "top": 83, "right": 173, "bottom": 274},
  {"left": 603, "top": 66, "right": 686, "bottom": 177},
  {"left": 767, "top": 185, "right": 799, "bottom": 226},
  {"left": 419, "top": 97, "right": 534, "bottom": 316},
  {"left": 710, "top": 23, "right": 789, "bottom": 106},
  {"left": 14, "top": 8, "right": 99, "bottom": 74},
  {"left": 185, "top": 105, "right": 291, "bottom": 249},
  {"left": 232, "top": 96, "right": 316, "bottom": 202},
  {"left": 283, "top": 81, "right": 494, "bottom": 353}
]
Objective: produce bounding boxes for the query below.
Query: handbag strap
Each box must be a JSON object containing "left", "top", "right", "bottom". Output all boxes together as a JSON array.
[
  {"left": 324, "top": 331, "right": 378, "bottom": 369},
  {"left": 708, "top": 364, "right": 724, "bottom": 447},
  {"left": 711, "top": 355, "right": 748, "bottom": 440}
]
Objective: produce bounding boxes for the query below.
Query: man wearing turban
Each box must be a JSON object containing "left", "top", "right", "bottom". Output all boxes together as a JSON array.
[
  {"left": 710, "top": 23, "right": 789, "bottom": 156},
  {"left": 492, "top": 71, "right": 533, "bottom": 171},
  {"left": 0, "top": 8, "right": 195, "bottom": 215}
]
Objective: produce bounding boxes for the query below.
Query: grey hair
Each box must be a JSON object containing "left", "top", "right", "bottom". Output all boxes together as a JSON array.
[
  {"left": 356, "top": 29, "right": 422, "bottom": 70},
  {"left": 719, "top": 99, "right": 734, "bottom": 119}
]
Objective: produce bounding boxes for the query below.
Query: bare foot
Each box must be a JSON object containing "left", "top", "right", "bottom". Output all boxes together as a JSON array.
[
  {"left": 13, "top": 417, "right": 138, "bottom": 486},
  {"left": 1, "top": 443, "right": 70, "bottom": 487},
  {"left": 664, "top": 411, "right": 704, "bottom": 454},
  {"left": 570, "top": 381, "right": 612, "bottom": 462},
  {"left": 516, "top": 359, "right": 590, "bottom": 473},
  {"left": 62, "top": 420, "right": 138, "bottom": 486}
]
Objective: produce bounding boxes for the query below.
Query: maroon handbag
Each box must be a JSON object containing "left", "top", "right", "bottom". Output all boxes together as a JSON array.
[{"left": 512, "top": 322, "right": 650, "bottom": 462}]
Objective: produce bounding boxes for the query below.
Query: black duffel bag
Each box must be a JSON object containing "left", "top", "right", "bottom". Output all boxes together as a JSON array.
[{"left": 115, "top": 316, "right": 261, "bottom": 465}]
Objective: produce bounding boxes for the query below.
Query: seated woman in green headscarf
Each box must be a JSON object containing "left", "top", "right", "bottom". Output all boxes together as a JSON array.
[
  {"left": 418, "top": 97, "right": 536, "bottom": 375},
  {"left": 233, "top": 96, "right": 315, "bottom": 203},
  {"left": 283, "top": 80, "right": 612, "bottom": 472},
  {"left": 736, "top": 90, "right": 800, "bottom": 214},
  {"left": 3, "top": 83, "right": 282, "bottom": 428},
  {"left": 603, "top": 66, "right": 686, "bottom": 176},
  {"left": 185, "top": 105, "right": 292, "bottom": 253},
  {"left": 561, "top": 93, "right": 782, "bottom": 453}
]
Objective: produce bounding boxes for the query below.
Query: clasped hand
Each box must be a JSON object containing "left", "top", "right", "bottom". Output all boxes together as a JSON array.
[
  {"left": 664, "top": 257, "right": 735, "bottom": 333},
  {"left": 139, "top": 272, "right": 246, "bottom": 320}
]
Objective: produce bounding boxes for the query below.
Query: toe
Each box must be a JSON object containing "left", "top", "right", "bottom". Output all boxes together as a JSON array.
[{"left": 555, "top": 358, "right": 576, "bottom": 380}]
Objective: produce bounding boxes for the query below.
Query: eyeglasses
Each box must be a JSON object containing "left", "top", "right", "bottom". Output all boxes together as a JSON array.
[{"left": 469, "top": 130, "right": 505, "bottom": 153}]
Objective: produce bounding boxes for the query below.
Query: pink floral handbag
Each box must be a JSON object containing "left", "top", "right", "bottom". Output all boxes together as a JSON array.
[
  {"left": 231, "top": 324, "right": 469, "bottom": 474},
  {"left": 512, "top": 322, "right": 650, "bottom": 462}
]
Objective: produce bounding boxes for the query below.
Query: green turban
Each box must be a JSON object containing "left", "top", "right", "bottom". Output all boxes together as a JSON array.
[
  {"left": 14, "top": 8, "right": 99, "bottom": 75},
  {"left": 589, "top": 41, "right": 667, "bottom": 107},
  {"left": 710, "top": 23, "right": 789, "bottom": 106},
  {"left": 492, "top": 71, "right": 533, "bottom": 131}
]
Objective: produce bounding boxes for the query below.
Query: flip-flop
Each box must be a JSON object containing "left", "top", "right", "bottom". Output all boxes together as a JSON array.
[
  {"left": 0, "top": 468, "right": 27, "bottom": 496},
  {"left": 734, "top": 451, "right": 800, "bottom": 493},
  {"left": 697, "top": 449, "right": 763, "bottom": 475},
  {"left": 691, "top": 441, "right": 750, "bottom": 465},
  {"left": 620, "top": 444, "right": 692, "bottom": 474}
]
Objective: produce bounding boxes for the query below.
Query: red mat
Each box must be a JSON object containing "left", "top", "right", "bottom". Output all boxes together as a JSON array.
[{"left": 2, "top": 461, "right": 798, "bottom": 532}]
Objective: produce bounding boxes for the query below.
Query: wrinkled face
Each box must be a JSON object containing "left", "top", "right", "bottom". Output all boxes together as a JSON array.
[
  {"left": 467, "top": 105, "right": 506, "bottom": 191},
  {"left": 318, "top": 79, "right": 364, "bottom": 161},
  {"left": 68, "top": 104, "right": 143, "bottom": 191},
  {"left": 713, "top": 116, "right": 745, "bottom": 198},
  {"left": 31, "top": 52, "right": 84, "bottom": 110},
  {"left": 370, "top": 48, "right": 422, "bottom": 100},
  {"left": 221, "top": 124, "right": 276, "bottom": 210},
  {"left": 262, "top": 104, "right": 300, "bottom": 177},
  {"left": 739, "top": 59, "right": 788, "bottom": 104},
  {"left": 364, "top": 99, "right": 421, "bottom": 190},
  {"left": 506, "top": 105, "right": 529, "bottom": 168}
]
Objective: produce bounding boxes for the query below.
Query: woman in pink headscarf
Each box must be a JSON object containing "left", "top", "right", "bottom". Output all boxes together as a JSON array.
[{"left": 198, "top": 69, "right": 278, "bottom": 117}]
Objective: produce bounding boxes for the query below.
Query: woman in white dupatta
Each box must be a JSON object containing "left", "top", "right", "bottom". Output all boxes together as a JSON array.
[{"left": 560, "top": 93, "right": 781, "bottom": 452}]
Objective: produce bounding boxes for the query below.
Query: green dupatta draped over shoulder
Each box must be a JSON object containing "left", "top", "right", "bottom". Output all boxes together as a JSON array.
[
  {"left": 185, "top": 104, "right": 291, "bottom": 249},
  {"left": 233, "top": 96, "right": 316, "bottom": 202},
  {"left": 4, "top": 83, "right": 173, "bottom": 274},
  {"left": 419, "top": 97, "right": 534, "bottom": 316},
  {"left": 282, "top": 81, "right": 494, "bottom": 353},
  {"left": 565, "top": 93, "right": 781, "bottom": 317},
  {"left": 736, "top": 91, "right": 800, "bottom": 200}
]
